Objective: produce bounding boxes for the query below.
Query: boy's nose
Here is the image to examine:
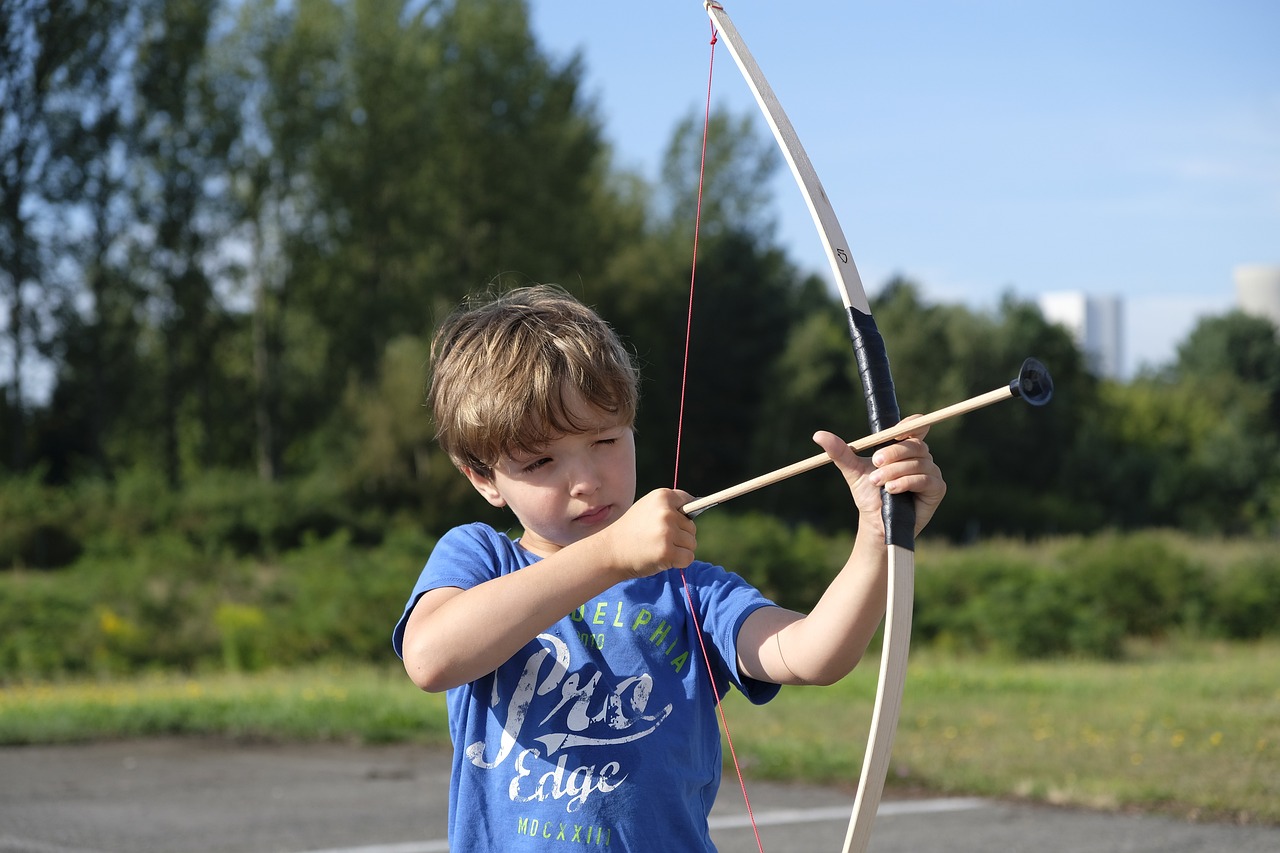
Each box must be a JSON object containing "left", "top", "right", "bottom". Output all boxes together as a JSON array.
[{"left": 568, "top": 460, "right": 601, "bottom": 496}]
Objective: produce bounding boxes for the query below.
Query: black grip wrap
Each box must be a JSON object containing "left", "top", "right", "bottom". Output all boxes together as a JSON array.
[{"left": 847, "top": 307, "right": 916, "bottom": 551}]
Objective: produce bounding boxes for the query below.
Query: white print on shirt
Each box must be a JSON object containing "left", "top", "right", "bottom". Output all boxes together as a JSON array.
[
  {"left": 464, "top": 632, "right": 676, "bottom": 813},
  {"left": 510, "top": 749, "right": 625, "bottom": 813}
]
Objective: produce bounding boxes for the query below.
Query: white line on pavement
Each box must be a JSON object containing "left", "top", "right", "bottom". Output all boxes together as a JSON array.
[{"left": 293, "top": 797, "right": 988, "bottom": 853}]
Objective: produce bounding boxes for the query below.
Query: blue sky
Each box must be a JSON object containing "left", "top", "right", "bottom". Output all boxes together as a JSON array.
[{"left": 527, "top": 1, "right": 1279, "bottom": 377}]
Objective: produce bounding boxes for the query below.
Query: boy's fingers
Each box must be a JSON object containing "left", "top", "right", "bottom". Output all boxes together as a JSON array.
[
  {"left": 812, "top": 430, "right": 861, "bottom": 467},
  {"left": 895, "top": 413, "right": 931, "bottom": 440}
]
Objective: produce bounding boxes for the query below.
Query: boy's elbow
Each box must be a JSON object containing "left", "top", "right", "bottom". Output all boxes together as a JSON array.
[
  {"left": 403, "top": 656, "right": 451, "bottom": 693},
  {"left": 401, "top": 632, "right": 456, "bottom": 692},
  {"left": 809, "top": 649, "right": 865, "bottom": 687},
  {"left": 802, "top": 666, "right": 845, "bottom": 688}
]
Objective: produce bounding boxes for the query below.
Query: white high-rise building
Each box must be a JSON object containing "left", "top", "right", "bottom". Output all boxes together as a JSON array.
[
  {"left": 1234, "top": 264, "right": 1280, "bottom": 332},
  {"left": 1039, "top": 291, "right": 1124, "bottom": 379}
]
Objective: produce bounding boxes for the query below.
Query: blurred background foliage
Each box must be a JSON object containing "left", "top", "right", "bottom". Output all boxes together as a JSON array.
[{"left": 2, "top": 0, "right": 1278, "bottom": 680}]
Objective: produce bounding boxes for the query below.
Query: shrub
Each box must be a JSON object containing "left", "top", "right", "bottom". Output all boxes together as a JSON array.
[
  {"left": 215, "top": 603, "right": 269, "bottom": 672},
  {"left": 694, "top": 512, "right": 847, "bottom": 611},
  {"left": 0, "top": 576, "right": 98, "bottom": 677},
  {"left": 1058, "top": 533, "right": 1212, "bottom": 639},
  {"left": 1213, "top": 555, "right": 1280, "bottom": 639},
  {"left": 914, "top": 552, "right": 1034, "bottom": 653},
  {"left": 1, "top": 518, "right": 1274, "bottom": 680},
  {"left": 0, "top": 471, "right": 84, "bottom": 569}
]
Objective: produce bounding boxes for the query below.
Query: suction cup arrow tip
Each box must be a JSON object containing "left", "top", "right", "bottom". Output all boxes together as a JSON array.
[{"left": 1012, "top": 357, "right": 1053, "bottom": 406}]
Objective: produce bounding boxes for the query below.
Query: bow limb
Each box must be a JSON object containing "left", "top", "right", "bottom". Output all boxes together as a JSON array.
[{"left": 703, "top": 5, "right": 914, "bottom": 852}]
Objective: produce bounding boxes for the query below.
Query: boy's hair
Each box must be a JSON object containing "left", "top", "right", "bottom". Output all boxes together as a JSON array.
[{"left": 427, "top": 284, "right": 639, "bottom": 478}]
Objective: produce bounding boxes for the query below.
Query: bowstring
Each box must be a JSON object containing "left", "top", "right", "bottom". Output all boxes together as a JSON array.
[{"left": 674, "top": 17, "right": 766, "bottom": 853}]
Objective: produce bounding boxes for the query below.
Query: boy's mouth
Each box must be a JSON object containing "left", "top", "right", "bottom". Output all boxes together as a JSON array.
[{"left": 575, "top": 505, "right": 612, "bottom": 526}]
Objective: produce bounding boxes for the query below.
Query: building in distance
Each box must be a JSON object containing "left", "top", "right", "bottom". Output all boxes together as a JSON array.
[
  {"left": 1234, "top": 264, "right": 1280, "bottom": 333},
  {"left": 1039, "top": 291, "right": 1124, "bottom": 380}
]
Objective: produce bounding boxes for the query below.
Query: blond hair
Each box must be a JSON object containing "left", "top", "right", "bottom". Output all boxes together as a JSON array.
[{"left": 427, "top": 285, "right": 639, "bottom": 477}]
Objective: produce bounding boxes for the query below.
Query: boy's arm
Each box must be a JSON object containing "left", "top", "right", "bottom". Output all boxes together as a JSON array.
[
  {"left": 401, "top": 489, "right": 696, "bottom": 693},
  {"left": 737, "top": 428, "right": 945, "bottom": 686}
]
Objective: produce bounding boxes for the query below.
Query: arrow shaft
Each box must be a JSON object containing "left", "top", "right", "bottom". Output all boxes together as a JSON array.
[{"left": 682, "top": 382, "right": 1015, "bottom": 516}]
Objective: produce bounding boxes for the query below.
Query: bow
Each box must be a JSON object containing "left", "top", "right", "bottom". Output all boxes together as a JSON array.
[{"left": 703, "top": 4, "right": 913, "bottom": 851}]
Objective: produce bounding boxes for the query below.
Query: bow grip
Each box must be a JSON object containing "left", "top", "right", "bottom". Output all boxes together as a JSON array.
[{"left": 847, "top": 308, "right": 916, "bottom": 551}]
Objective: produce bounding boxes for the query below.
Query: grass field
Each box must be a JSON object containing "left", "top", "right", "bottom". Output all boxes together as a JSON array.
[{"left": 1, "top": 641, "right": 1276, "bottom": 825}]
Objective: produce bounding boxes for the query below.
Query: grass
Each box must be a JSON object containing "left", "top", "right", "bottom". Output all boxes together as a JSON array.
[
  {"left": 1, "top": 643, "right": 1276, "bottom": 825},
  {"left": 0, "top": 664, "right": 450, "bottom": 746},
  {"left": 727, "top": 639, "right": 1280, "bottom": 825}
]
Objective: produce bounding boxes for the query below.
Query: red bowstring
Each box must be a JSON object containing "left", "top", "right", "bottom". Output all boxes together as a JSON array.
[{"left": 675, "top": 18, "right": 766, "bottom": 853}]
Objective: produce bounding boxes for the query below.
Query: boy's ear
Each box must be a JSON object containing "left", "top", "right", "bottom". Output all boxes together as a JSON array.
[{"left": 462, "top": 466, "right": 507, "bottom": 508}]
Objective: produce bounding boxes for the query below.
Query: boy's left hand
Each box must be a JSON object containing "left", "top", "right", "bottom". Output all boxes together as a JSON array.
[{"left": 813, "top": 421, "right": 946, "bottom": 536}]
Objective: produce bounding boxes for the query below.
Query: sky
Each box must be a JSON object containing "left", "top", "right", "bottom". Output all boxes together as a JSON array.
[{"left": 526, "top": 0, "right": 1280, "bottom": 377}]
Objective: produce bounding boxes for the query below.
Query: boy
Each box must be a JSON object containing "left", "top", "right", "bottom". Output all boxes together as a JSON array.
[{"left": 393, "top": 284, "right": 945, "bottom": 851}]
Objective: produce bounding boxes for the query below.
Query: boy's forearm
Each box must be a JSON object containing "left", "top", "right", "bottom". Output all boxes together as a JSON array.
[
  {"left": 402, "top": 538, "right": 626, "bottom": 692},
  {"left": 777, "top": 519, "right": 889, "bottom": 685}
]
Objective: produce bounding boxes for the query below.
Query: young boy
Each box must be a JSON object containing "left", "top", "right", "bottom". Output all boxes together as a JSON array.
[{"left": 393, "top": 284, "right": 945, "bottom": 851}]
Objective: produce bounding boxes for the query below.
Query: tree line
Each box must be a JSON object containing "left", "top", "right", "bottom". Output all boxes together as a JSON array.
[{"left": 2, "top": 0, "right": 1277, "bottom": 567}]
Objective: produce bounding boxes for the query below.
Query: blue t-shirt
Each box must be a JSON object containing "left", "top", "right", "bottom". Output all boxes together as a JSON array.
[{"left": 393, "top": 523, "right": 780, "bottom": 851}]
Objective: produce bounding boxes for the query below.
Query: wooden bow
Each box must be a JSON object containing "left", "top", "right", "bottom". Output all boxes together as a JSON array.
[{"left": 703, "top": 4, "right": 913, "bottom": 851}]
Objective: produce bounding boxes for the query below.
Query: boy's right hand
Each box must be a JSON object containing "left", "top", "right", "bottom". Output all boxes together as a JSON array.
[{"left": 600, "top": 489, "right": 697, "bottom": 578}]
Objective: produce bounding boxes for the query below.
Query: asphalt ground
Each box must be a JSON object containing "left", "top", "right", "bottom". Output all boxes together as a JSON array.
[{"left": 1, "top": 738, "right": 1277, "bottom": 852}]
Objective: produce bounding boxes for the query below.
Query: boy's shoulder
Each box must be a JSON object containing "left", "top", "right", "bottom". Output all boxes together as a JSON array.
[
  {"left": 431, "top": 522, "right": 536, "bottom": 573},
  {"left": 438, "top": 520, "right": 520, "bottom": 549}
]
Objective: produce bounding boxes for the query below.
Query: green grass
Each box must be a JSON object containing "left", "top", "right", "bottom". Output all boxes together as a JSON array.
[
  {"left": 0, "top": 664, "right": 450, "bottom": 746},
  {"left": 1, "top": 643, "right": 1276, "bottom": 825},
  {"left": 726, "top": 640, "right": 1280, "bottom": 825}
]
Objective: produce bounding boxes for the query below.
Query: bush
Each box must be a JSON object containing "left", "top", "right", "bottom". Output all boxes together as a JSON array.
[
  {"left": 914, "top": 552, "right": 1035, "bottom": 653},
  {"left": 0, "top": 576, "right": 98, "bottom": 677},
  {"left": 0, "top": 470, "right": 84, "bottom": 569},
  {"left": 2, "top": 516, "right": 1276, "bottom": 680},
  {"left": 694, "top": 512, "right": 849, "bottom": 611},
  {"left": 1059, "top": 533, "right": 1212, "bottom": 639},
  {"left": 0, "top": 466, "right": 380, "bottom": 572},
  {"left": 0, "top": 524, "right": 437, "bottom": 681},
  {"left": 915, "top": 553, "right": 1127, "bottom": 660},
  {"left": 1213, "top": 555, "right": 1280, "bottom": 639}
]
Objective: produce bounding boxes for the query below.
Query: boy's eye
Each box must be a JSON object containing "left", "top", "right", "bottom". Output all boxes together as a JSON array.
[{"left": 523, "top": 456, "right": 552, "bottom": 473}]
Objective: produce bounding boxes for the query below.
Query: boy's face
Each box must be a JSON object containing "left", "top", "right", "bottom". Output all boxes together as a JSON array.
[{"left": 463, "top": 398, "right": 637, "bottom": 558}]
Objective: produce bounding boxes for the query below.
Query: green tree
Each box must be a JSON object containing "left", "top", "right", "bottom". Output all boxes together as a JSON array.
[
  {"left": 1176, "top": 310, "right": 1280, "bottom": 432},
  {"left": 235, "top": 0, "right": 625, "bottom": 480},
  {"left": 593, "top": 107, "right": 818, "bottom": 500},
  {"left": 287, "top": 0, "right": 614, "bottom": 373},
  {"left": 126, "top": 0, "right": 246, "bottom": 486},
  {"left": 861, "top": 283, "right": 1093, "bottom": 539},
  {"left": 1165, "top": 310, "right": 1280, "bottom": 532},
  {"left": 2, "top": 0, "right": 144, "bottom": 482},
  {"left": 0, "top": 0, "right": 135, "bottom": 472}
]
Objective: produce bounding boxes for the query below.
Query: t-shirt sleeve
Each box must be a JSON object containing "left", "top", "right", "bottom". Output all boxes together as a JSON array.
[
  {"left": 687, "top": 562, "right": 782, "bottom": 706},
  {"left": 391, "top": 524, "right": 514, "bottom": 659}
]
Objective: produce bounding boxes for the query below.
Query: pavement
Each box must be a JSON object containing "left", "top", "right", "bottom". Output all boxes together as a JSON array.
[{"left": 1, "top": 738, "right": 1278, "bottom": 852}]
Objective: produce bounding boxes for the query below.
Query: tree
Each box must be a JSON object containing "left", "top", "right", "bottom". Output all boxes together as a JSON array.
[
  {"left": 1176, "top": 310, "right": 1280, "bottom": 432},
  {"left": 0, "top": 0, "right": 133, "bottom": 471},
  {"left": 118, "top": 0, "right": 244, "bottom": 486},
  {"left": 591, "top": 107, "right": 816, "bottom": 498},
  {"left": 283, "top": 0, "right": 613, "bottom": 375},
  {"left": 32, "top": 0, "right": 144, "bottom": 483},
  {"left": 1161, "top": 310, "right": 1280, "bottom": 532},
  {"left": 221, "top": 0, "right": 626, "bottom": 481},
  {"left": 850, "top": 283, "right": 1094, "bottom": 539}
]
